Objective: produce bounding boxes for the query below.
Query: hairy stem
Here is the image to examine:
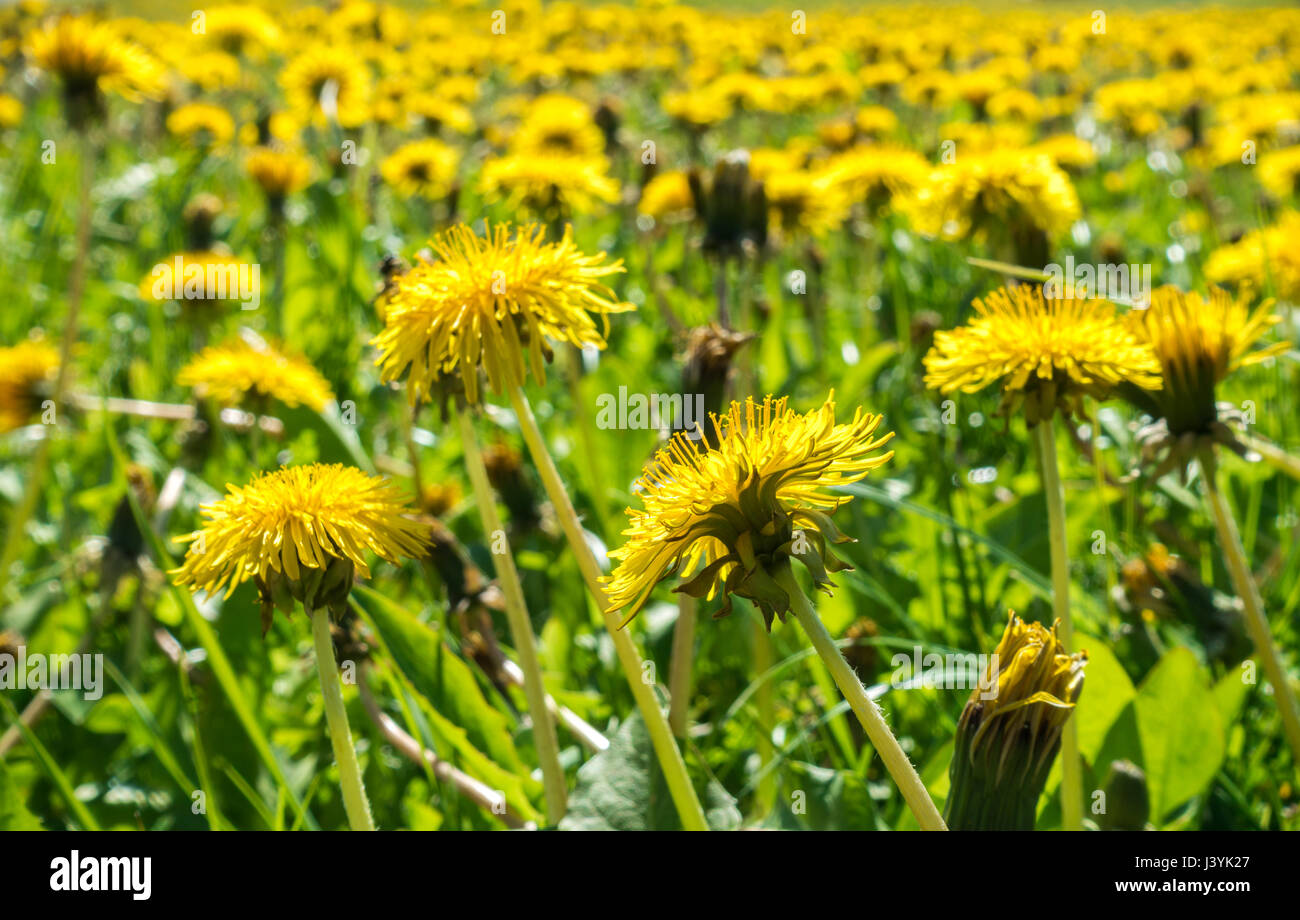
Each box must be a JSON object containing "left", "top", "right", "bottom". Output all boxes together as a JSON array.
[{"left": 310, "top": 606, "right": 375, "bottom": 831}]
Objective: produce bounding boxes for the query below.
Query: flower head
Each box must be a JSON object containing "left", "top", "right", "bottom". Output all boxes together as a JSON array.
[
  {"left": 0, "top": 340, "right": 59, "bottom": 432},
  {"left": 281, "top": 45, "right": 371, "bottom": 127},
  {"left": 923, "top": 284, "right": 1161, "bottom": 425},
  {"left": 371, "top": 222, "right": 632, "bottom": 407},
  {"left": 946, "top": 612, "right": 1086, "bottom": 830},
  {"left": 245, "top": 145, "right": 312, "bottom": 201},
  {"left": 166, "top": 103, "right": 235, "bottom": 147},
  {"left": 380, "top": 138, "right": 459, "bottom": 200},
  {"left": 26, "top": 14, "right": 166, "bottom": 121},
  {"left": 1123, "top": 286, "right": 1286, "bottom": 468},
  {"left": 172, "top": 464, "right": 428, "bottom": 632},
  {"left": 763, "top": 169, "right": 850, "bottom": 240},
  {"left": 478, "top": 152, "right": 620, "bottom": 219},
  {"left": 177, "top": 337, "right": 334, "bottom": 411},
  {"left": 603, "top": 393, "right": 894, "bottom": 629}
]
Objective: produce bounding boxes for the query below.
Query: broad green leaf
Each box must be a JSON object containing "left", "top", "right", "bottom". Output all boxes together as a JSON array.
[{"left": 1134, "top": 647, "right": 1226, "bottom": 821}]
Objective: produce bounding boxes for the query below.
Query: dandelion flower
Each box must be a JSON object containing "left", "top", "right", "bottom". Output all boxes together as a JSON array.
[
  {"left": 478, "top": 152, "right": 620, "bottom": 219},
  {"left": 380, "top": 138, "right": 459, "bottom": 200},
  {"left": 1124, "top": 286, "right": 1286, "bottom": 466},
  {"left": 281, "top": 45, "right": 371, "bottom": 128},
  {"left": 372, "top": 222, "right": 632, "bottom": 407},
  {"left": 510, "top": 93, "right": 606, "bottom": 160},
  {"left": 246, "top": 145, "right": 312, "bottom": 202},
  {"left": 0, "top": 341, "right": 59, "bottom": 433},
  {"left": 1204, "top": 212, "right": 1300, "bottom": 303},
  {"left": 166, "top": 102, "right": 236, "bottom": 147},
  {"left": 763, "top": 169, "right": 851, "bottom": 240},
  {"left": 26, "top": 14, "right": 166, "bottom": 119},
  {"left": 638, "top": 171, "right": 695, "bottom": 222},
  {"left": 923, "top": 284, "right": 1161, "bottom": 425},
  {"left": 946, "top": 612, "right": 1086, "bottom": 830},
  {"left": 178, "top": 338, "right": 334, "bottom": 411},
  {"left": 172, "top": 463, "right": 428, "bottom": 629},
  {"left": 603, "top": 393, "right": 894, "bottom": 629}
]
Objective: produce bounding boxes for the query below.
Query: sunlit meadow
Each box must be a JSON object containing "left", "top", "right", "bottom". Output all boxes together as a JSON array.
[{"left": 1, "top": 0, "right": 1298, "bottom": 832}]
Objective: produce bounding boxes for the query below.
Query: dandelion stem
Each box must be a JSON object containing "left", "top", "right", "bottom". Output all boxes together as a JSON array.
[
  {"left": 668, "top": 594, "right": 697, "bottom": 738},
  {"left": 309, "top": 606, "right": 375, "bottom": 831},
  {"left": 1034, "top": 419, "right": 1084, "bottom": 831},
  {"left": 456, "top": 408, "right": 568, "bottom": 824},
  {"left": 1201, "top": 448, "right": 1300, "bottom": 772},
  {"left": 508, "top": 384, "right": 710, "bottom": 831},
  {"left": 776, "top": 567, "right": 947, "bottom": 830}
]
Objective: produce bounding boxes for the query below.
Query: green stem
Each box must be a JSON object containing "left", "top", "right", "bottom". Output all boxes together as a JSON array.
[
  {"left": 1239, "top": 431, "right": 1300, "bottom": 482},
  {"left": 776, "top": 567, "right": 946, "bottom": 830},
  {"left": 0, "top": 134, "right": 94, "bottom": 600},
  {"left": 1201, "top": 449, "right": 1300, "bottom": 773},
  {"left": 508, "top": 384, "right": 710, "bottom": 831},
  {"left": 752, "top": 615, "right": 777, "bottom": 814},
  {"left": 668, "top": 593, "right": 697, "bottom": 738},
  {"left": 457, "top": 408, "right": 567, "bottom": 824},
  {"left": 1035, "top": 419, "right": 1084, "bottom": 830},
  {"left": 310, "top": 606, "right": 375, "bottom": 831}
]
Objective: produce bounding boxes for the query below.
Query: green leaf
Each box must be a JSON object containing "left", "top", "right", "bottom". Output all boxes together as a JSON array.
[
  {"left": 1134, "top": 647, "right": 1226, "bottom": 822},
  {"left": 0, "top": 760, "right": 43, "bottom": 830},
  {"left": 559, "top": 712, "right": 740, "bottom": 831},
  {"left": 354, "top": 585, "right": 527, "bottom": 776}
]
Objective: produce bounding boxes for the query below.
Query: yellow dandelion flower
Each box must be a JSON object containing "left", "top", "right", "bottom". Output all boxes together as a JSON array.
[
  {"left": 763, "top": 169, "right": 851, "bottom": 240},
  {"left": 203, "top": 4, "right": 282, "bottom": 58},
  {"left": 907, "top": 150, "right": 1081, "bottom": 247},
  {"left": 637, "top": 170, "right": 694, "bottom": 222},
  {"left": 281, "top": 45, "right": 371, "bottom": 128},
  {"left": 1125, "top": 286, "right": 1286, "bottom": 440},
  {"left": 166, "top": 102, "right": 235, "bottom": 147},
  {"left": 171, "top": 464, "right": 429, "bottom": 628},
  {"left": 26, "top": 14, "right": 166, "bottom": 111},
  {"left": 947, "top": 612, "right": 1086, "bottom": 830},
  {"left": 1204, "top": 214, "right": 1300, "bottom": 303},
  {"left": 820, "top": 145, "right": 930, "bottom": 213},
  {"left": 0, "top": 94, "right": 24, "bottom": 129},
  {"left": 245, "top": 145, "right": 312, "bottom": 200},
  {"left": 177, "top": 338, "right": 334, "bottom": 411},
  {"left": 924, "top": 284, "right": 1161, "bottom": 424},
  {"left": 372, "top": 222, "right": 632, "bottom": 407},
  {"left": 663, "top": 88, "right": 731, "bottom": 129},
  {"left": 140, "top": 250, "right": 259, "bottom": 308},
  {"left": 380, "top": 138, "right": 459, "bottom": 200},
  {"left": 854, "top": 105, "right": 898, "bottom": 138},
  {"left": 407, "top": 92, "right": 475, "bottom": 134},
  {"left": 0, "top": 340, "right": 59, "bottom": 433},
  {"left": 1257, "top": 145, "right": 1300, "bottom": 199},
  {"left": 603, "top": 393, "right": 894, "bottom": 629},
  {"left": 510, "top": 93, "right": 606, "bottom": 159},
  {"left": 478, "top": 152, "right": 620, "bottom": 218}
]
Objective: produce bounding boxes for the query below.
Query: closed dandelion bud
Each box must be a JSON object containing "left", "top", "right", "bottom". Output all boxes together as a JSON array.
[
  {"left": 482, "top": 440, "right": 540, "bottom": 531},
  {"left": 1098, "top": 760, "right": 1149, "bottom": 831},
  {"left": 691, "top": 150, "right": 767, "bottom": 259},
  {"left": 945, "top": 612, "right": 1086, "bottom": 830},
  {"left": 681, "top": 324, "right": 754, "bottom": 443}
]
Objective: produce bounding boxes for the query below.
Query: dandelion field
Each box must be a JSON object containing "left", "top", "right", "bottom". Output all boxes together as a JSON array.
[{"left": 1, "top": 0, "right": 1299, "bottom": 838}]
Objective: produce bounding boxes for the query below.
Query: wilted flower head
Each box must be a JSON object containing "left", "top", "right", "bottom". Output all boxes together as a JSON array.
[
  {"left": 177, "top": 337, "right": 334, "bottom": 411},
  {"left": 371, "top": 222, "right": 632, "bottom": 407},
  {"left": 1123, "top": 286, "right": 1286, "bottom": 469},
  {"left": 689, "top": 150, "right": 768, "bottom": 259},
  {"left": 924, "top": 284, "right": 1161, "bottom": 425},
  {"left": 0, "top": 340, "right": 59, "bottom": 432},
  {"left": 946, "top": 612, "right": 1086, "bottom": 831},
  {"left": 172, "top": 464, "right": 428, "bottom": 633},
  {"left": 603, "top": 393, "right": 894, "bottom": 629}
]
